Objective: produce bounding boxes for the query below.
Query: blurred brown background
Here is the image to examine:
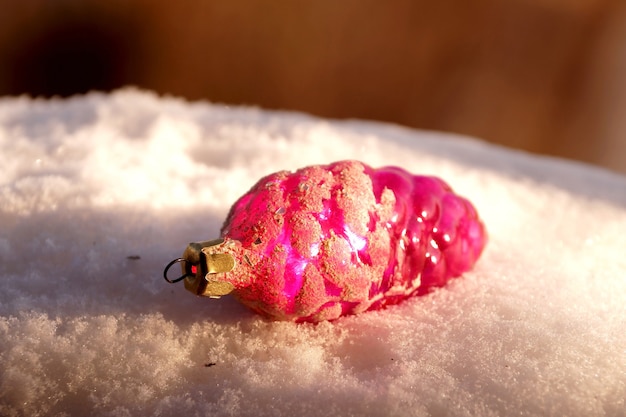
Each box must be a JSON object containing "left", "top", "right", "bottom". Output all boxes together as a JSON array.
[{"left": 1, "top": 0, "right": 624, "bottom": 174}]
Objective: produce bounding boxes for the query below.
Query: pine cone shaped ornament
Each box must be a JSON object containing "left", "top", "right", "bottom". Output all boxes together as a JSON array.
[{"left": 164, "top": 160, "right": 487, "bottom": 322}]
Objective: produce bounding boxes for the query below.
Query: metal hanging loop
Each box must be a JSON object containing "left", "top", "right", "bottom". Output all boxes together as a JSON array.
[{"left": 163, "top": 258, "right": 191, "bottom": 283}]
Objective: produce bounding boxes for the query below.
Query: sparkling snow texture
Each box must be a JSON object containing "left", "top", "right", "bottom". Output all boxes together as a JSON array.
[{"left": 1, "top": 89, "right": 625, "bottom": 416}]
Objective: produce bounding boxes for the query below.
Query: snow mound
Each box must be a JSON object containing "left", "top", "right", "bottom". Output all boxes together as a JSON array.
[{"left": 1, "top": 89, "right": 625, "bottom": 417}]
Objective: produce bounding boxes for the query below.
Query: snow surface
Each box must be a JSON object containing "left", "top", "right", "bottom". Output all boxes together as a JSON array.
[{"left": 0, "top": 89, "right": 625, "bottom": 417}]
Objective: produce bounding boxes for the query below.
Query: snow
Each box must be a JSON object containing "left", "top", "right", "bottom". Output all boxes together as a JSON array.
[{"left": 1, "top": 88, "right": 625, "bottom": 417}]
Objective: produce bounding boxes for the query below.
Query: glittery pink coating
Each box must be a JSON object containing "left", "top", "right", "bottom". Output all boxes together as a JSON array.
[{"left": 220, "top": 160, "right": 487, "bottom": 322}]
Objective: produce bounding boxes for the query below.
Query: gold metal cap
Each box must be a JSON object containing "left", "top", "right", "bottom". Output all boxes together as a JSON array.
[{"left": 181, "top": 239, "right": 236, "bottom": 298}]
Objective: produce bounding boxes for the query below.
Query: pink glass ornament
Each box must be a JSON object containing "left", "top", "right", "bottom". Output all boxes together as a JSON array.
[{"left": 164, "top": 160, "right": 487, "bottom": 322}]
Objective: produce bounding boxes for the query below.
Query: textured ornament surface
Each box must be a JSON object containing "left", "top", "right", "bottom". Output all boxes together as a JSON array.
[{"left": 215, "top": 160, "right": 487, "bottom": 322}]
